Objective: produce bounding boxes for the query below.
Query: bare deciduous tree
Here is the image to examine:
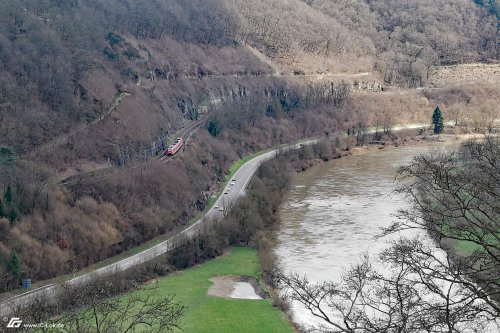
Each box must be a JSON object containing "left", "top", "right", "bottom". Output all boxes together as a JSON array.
[
  {"left": 273, "top": 138, "right": 500, "bottom": 332},
  {"left": 390, "top": 137, "right": 500, "bottom": 308},
  {"left": 12, "top": 277, "right": 186, "bottom": 333}
]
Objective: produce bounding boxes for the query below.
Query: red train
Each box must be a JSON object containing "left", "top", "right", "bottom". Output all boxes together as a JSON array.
[{"left": 166, "top": 138, "right": 184, "bottom": 156}]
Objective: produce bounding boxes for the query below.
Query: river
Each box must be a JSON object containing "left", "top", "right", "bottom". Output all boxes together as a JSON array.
[{"left": 274, "top": 142, "right": 454, "bottom": 327}]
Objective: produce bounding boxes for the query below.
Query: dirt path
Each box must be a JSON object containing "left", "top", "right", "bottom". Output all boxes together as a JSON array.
[{"left": 26, "top": 93, "right": 130, "bottom": 158}]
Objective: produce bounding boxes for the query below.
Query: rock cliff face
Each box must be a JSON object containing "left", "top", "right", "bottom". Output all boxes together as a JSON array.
[{"left": 1, "top": 0, "right": 497, "bottom": 160}]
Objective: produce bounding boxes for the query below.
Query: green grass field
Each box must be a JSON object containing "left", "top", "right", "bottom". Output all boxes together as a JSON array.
[
  {"left": 122, "top": 247, "right": 294, "bottom": 333},
  {"left": 453, "top": 240, "right": 484, "bottom": 254},
  {"left": 439, "top": 208, "right": 498, "bottom": 256}
]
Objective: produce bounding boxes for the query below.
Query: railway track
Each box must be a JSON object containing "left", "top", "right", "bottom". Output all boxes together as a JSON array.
[
  {"left": 0, "top": 123, "right": 438, "bottom": 316},
  {"left": 0, "top": 142, "right": 284, "bottom": 317},
  {"left": 58, "top": 117, "right": 207, "bottom": 186}
]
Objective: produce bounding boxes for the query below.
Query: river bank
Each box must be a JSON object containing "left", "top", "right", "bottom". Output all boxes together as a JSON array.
[
  {"left": 269, "top": 131, "right": 497, "bottom": 330},
  {"left": 184, "top": 129, "right": 494, "bottom": 331},
  {"left": 264, "top": 131, "right": 488, "bottom": 326},
  {"left": 143, "top": 247, "right": 294, "bottom": 333},
  {"left": 6, "top": 129, "right": 488, "bottom": 331},
  {"left": 290, "top": 131, "right": 489, "bottom": 173}
]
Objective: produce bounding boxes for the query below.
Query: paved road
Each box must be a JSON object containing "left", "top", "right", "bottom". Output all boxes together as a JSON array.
[
  {"left": 0, "top": 145, "right": 283, "bottom": 316},
  {"left": 0, "top": 124, "right": 430, "bottom": 316}
]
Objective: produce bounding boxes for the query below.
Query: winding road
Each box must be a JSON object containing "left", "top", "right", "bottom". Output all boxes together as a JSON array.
[
  {"left": 0, "top": 144, "right": 284, "bottom": 316},
  {"left": 0, "top": 124, "right": 430, "bottom": 316}
]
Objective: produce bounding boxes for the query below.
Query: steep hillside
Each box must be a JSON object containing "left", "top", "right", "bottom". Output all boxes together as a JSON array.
[
  {"left": 0, "top": 0, "right": 273, "bottom": 153},
  {"left": 0, "top": 0, "right": 499, "bottom": 292},
  {"left": 231, "top": 0, "right": 498, "bottom": 85},
  {"left": 0, "top": 0, "right": 497, "bottom": 152}
]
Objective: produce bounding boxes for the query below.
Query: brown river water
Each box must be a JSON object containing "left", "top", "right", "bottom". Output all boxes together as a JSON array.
[{"left": 275, "top": 142, "right": 456, "bottom": 326}]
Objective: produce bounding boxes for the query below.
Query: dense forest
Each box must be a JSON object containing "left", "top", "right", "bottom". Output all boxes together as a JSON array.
[
  {"left": 0, "top": 0, "right": 498, "bottom": 148},
  {"left": 231, "top": 0, "right": 498, "bottom": 84},
  {"left": 0, "top": 0, "right": 247, "bottom": 151},
  {"left": 0, "top": 0, "right": 499, "bottom": 292}
]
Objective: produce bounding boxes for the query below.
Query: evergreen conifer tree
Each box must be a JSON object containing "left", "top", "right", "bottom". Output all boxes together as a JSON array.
[
  {"left": 432, "top": 106, "right": 444, "bottom": 134},
  {"left": 7, "top": 250, "right": 20, "bottom": 279},
  {"left": 4, "top": 184, "right": 12, "bottom": 203}
]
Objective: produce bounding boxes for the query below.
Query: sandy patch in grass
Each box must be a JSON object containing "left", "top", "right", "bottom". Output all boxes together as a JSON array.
[{"left": 208, "top": 275, "right": 264, "bottom": 299}]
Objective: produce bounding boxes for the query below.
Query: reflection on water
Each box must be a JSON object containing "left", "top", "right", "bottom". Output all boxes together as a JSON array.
[{"left": 275, "top": 143, "right": 453, "bottom": 325}]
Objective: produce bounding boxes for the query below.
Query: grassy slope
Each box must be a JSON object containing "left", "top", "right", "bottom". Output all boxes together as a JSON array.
[{"left": 124, "top": 247, "right": 293, "bottom": 333}]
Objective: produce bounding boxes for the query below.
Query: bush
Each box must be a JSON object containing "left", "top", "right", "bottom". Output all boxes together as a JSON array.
[{"left": 106, "top": 32, "right": 124, "bottom": 46}]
